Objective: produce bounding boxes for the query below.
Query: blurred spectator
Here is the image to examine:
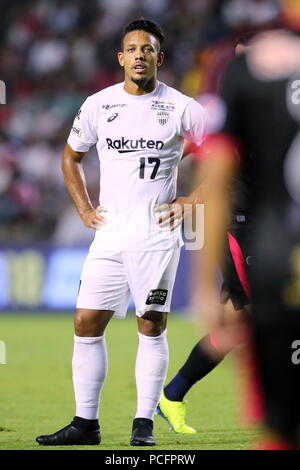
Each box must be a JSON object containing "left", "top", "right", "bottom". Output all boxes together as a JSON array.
[{"left": 27, "top": 33, "right": 69, "bottom": 77}]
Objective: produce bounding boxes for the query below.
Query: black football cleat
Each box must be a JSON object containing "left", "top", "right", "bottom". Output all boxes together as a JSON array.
[
  {"left": 36, "top": 422, "right": 100, "bottom": 446},
  {"left": 130, "top": 418, "right": 156, "bottom": 446}
]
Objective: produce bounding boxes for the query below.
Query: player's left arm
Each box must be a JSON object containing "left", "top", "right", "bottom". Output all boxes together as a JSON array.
[
  {"left": 155, "top": 99, "right": 208, "bottom": 230},
  {"left": 154, "top": 176, "right": 205, "bottom": 230}
]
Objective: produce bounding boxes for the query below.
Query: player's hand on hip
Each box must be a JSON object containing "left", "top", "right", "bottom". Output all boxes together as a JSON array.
[
  {"left": 154, "top": 197, "right": 192, "bottom": 231},
  {"left": 81, "top": 205, "right": 107, "bottom": 230}
]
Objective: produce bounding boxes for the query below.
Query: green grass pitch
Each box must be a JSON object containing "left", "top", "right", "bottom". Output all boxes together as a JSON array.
[{"left": 0, "top": 314, "right": 261, "bottom": 450}]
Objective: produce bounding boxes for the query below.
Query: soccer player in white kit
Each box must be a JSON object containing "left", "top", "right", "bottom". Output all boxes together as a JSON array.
[{"left": 36, "top": 19, "right": 207, "bottom": 447}]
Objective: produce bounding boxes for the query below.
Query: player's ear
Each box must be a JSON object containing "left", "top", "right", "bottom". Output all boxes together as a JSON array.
[
  {"left": 157, "top": 51, "right": 164, "bottom": 67},
  {"left": 118, "top": 51, "right": 124, "bottom": 67}
]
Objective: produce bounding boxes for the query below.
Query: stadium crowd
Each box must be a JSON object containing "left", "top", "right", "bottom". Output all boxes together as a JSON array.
[{"left": 0, "top": 0, "right": 281, "bottom": 244}]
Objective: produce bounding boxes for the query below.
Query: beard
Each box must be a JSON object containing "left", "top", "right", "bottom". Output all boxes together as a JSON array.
[{"left": 131, "top": 76, "right": 149, "bottom": 88}]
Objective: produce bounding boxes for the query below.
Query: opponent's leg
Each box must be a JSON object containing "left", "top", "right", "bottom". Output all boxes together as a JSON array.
[
  {"left": 158, "top": 300, "right": 248, "bottom": 434},
  {"left": 130, "top": 311, "right": 169, "bottom": 446},
  {"left": 164, "top": 334, "right": 224, "bottom": 403},
  {"left": 157, "top": 333, "right": 224, "bottom": 434}
]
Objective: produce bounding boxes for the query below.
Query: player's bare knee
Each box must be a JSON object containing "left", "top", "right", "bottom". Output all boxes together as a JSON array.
[
  {"left": 137, "top": 311, "right": 168, "bottom": 336},
  {"left": 74, "top": 309, "right": 113, "bottom": 336},
  {"left": 74, "top": 310, "right": 99, "bottom": 336},
  {"left": 74, "top": 310, "right": 89, "bottom": 336}
]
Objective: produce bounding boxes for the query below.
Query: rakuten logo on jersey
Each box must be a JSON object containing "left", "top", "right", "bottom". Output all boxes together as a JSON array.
[{"left": 106, "top": 137, "right": 164, "bottom": 153}]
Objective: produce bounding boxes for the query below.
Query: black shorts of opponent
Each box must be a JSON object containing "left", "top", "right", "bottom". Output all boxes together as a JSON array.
[{"left": 220, "top": 218, "right": 252, "bottom": 311}]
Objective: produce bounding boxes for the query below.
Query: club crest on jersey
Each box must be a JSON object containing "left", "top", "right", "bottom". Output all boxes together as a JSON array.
[{"left": 157, "top": 111, "right": 169, "bottom": 126}]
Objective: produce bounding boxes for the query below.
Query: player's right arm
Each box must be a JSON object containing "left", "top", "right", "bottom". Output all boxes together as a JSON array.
[
  {"left": 63, "top": 96, "right": 106, "bottom": 229},
  {"left": 62, "top": 143, "right": 105, "bottom": 229}
]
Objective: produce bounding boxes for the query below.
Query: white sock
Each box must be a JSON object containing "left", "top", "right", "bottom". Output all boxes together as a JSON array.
[
  {"left": 135, "top": 330, "right": 169, "bottom": 420},
  {"left": 72, "top": 334, "right": 108, "bottom": 420}
]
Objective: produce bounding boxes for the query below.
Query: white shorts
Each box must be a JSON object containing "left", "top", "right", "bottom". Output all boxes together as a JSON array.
[{"left": 76, "top": 247, "right": 181, "bottom": 318}]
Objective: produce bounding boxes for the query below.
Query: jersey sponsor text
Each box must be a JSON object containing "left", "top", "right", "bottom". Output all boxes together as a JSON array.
[{"left": 106, "top": 137, "right": 164, "bottom": 153}]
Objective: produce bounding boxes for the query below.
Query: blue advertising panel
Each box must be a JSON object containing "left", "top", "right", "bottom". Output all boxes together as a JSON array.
[{"left": 43, "top": 249, "right": 88, "bottom": 308}]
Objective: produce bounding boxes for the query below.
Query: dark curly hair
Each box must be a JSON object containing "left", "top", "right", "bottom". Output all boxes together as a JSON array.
[{"left": 122, "top": 18, "right": 164, "bottom": 49}]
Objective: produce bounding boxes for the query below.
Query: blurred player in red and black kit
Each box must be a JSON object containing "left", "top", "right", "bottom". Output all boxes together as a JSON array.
[
  {"left": 198, "top": 23, "right": 300, "bottom": 449},
  {"left": 158, "top": 5, "right": 300, "bottom": 447}
]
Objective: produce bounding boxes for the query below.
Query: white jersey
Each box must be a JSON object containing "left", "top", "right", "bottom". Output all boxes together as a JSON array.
[{"left": 67, "top": 81, "right": 207, "bottom": 251}]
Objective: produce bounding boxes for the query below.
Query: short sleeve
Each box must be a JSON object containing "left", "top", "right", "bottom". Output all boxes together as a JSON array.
[
  {"left": 182, "top": 99, "right": 208, "bottom": 146},
  {"left": 67, "top": 96, "right": 98, "bottom": 152}
]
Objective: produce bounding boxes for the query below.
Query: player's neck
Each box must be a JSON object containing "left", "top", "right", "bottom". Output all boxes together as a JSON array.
[{"left": 123, "top": 77, "right": 157, "bottom": 96}]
